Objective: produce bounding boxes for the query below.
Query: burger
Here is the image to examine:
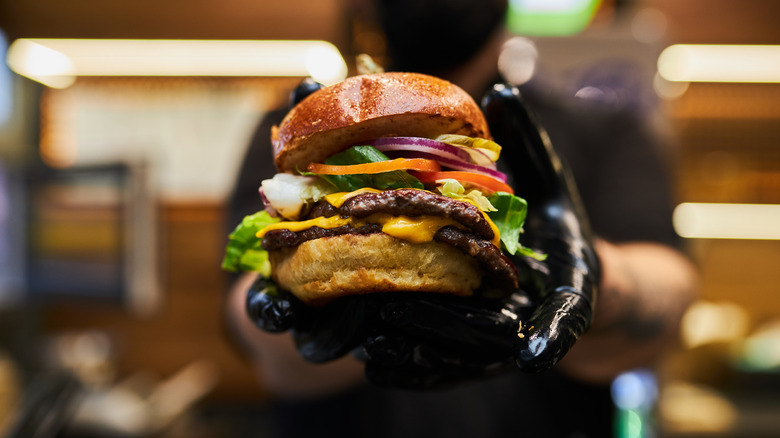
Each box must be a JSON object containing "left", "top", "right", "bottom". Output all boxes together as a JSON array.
[{"left": 223, "top": 72, "right": 543, "bottom": 306}]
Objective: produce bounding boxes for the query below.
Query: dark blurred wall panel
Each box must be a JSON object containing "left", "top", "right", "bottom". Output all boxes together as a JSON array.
[{"left": 0, "top": 0, "right": 348, "bottom": 48}]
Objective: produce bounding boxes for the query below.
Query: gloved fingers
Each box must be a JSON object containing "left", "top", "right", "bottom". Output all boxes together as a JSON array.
[
  {"left": 246, "top": 278, "right": 379, "bottom": 364},
  {"left": 245, "top": 276, "right": 298, "bottom": 333},
  {"left": 375, "top": 294, "right": 528, "bottom": 351},
  {"left": 509, "top": 224, "right": 600, "bottom": 299},
  {"left": 481, "top": 82, "right": 565, "bottom": 201},
  {"left": 289, "top": 78, "right": 324, "bottom": 109},
  {"left": 292, "top": 295, "right": 381, "bottom": 364},
  {"left": 361, "top": 287, "right": 594, "bottom": 379},
  {"left": 515, "top": 287, "right": 593, "bottom": 373},
  {"left": 359, "top": 294, "right": 527, "bottom": 389},
  {"left": 505, "top": 198, "right": 599, "bottom": 374}
]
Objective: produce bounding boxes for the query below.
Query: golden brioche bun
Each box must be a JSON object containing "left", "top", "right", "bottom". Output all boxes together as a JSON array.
[
  {"left": 271, "top": 72, "right": 490, "bottom": 172},
  {"left": 269, "top": 233, "right": 483, "bottom": 305}
]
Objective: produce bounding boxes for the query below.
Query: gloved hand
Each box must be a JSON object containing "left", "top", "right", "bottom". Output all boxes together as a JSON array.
[
  {"left": 481, "top": 82, "right": 600, "bottom": 372},
  {"left": 245, "top": 80, "right": 600, "bottom": 389}
]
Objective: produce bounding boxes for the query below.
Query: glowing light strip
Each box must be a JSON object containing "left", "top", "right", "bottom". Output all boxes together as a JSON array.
[
  {"left": 658, "top": 45, "right": 780, "bottom": 83},
  {"left": 6, "top": 39, "right": 347, "bottom": 88},
  {"left": 673, "top": 202, "right": 780, "bottom": 240}
]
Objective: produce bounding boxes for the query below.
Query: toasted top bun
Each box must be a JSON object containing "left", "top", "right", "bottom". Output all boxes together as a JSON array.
[{"left": 271, "top": 72, "right": 490, "bottom": 172}]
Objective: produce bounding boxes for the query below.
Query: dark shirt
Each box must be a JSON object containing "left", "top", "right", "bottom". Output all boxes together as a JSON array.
[{"left": 227, "top": 84, "right": 679, "bottom": 438}]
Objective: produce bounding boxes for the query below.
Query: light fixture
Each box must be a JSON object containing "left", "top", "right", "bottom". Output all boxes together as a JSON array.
[
  {"left": 658, "top": 44, "right": 780, "bottom": 83},
  {"left": 6, "top": 39, "right": 348, "bottom": 88},
  {"left": 673, "top": 202, "right": 780, "bottom": 240}
]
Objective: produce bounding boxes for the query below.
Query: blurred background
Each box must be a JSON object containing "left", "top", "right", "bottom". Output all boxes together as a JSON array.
[{"left": 0, "top": 0, "right": 778, "bottom": 437}]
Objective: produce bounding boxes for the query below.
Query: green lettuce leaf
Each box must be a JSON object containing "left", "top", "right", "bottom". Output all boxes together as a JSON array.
[
  {"left": 487, "top": 191, "right": 546, "bottom": 260},
  {"left": 222, "top": 211, "right": 280, "bottom": 276},
  {"left": 316, "top": 145, "right": 424, "bottom": 191},
  {"left": 514, "top": 246, "right": 548, "bottom": 260}
]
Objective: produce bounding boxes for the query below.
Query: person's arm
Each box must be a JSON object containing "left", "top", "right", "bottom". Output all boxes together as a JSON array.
[
  {"left": 558, "top": 239, "right": 698, "bottom": 383},
  {"left": 226, "top": 273, "right": 366, "bottom": 399}
]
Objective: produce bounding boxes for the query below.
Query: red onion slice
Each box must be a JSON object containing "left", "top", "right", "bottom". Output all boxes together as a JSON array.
[{"left": 368, "top": 137, "right": 497, "bottom": 170}]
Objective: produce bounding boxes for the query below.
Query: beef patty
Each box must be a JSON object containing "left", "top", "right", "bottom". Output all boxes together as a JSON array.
[{"left": 262, "top": 190, "right": 519, "bottom": 291}]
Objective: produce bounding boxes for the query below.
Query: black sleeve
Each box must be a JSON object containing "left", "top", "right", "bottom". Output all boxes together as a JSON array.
[
  {"left": 582, "top": 109, "right": 681, "bottom": 248},
  {"left": 226, "top": 108, "right": 288, "bottom": 232},
  {"left": 522, "top": 91, "right": 681, "bottom": 249}
]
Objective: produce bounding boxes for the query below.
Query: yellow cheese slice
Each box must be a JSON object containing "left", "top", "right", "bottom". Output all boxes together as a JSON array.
[{"left": 259, "top": 189, "right": 501, "bottom": 247}]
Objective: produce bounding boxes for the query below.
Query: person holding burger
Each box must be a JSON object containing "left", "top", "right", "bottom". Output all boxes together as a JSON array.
[{"left": 224, "top": 0, "right": 698, "bottom": 436}]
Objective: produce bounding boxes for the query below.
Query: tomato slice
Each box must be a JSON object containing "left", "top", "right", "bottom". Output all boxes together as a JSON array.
[
  {"left": 307, "top": 158, "right": 441, "bottom": 175},
  {"left": 410, "top": 170, "right": 514, "bottom": 194}
]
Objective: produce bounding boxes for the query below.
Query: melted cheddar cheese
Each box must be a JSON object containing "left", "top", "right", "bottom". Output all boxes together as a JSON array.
[{"left": 258, "top": 189, "right": 501, "bottom": 247}]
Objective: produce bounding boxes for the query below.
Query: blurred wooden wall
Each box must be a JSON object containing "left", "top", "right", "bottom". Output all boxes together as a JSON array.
[
  {"left": 42, "top": 203, "right": 269, "bottom": 401},
  {"left": 657, "top": 0, "right": 780, "bottom": 325}
]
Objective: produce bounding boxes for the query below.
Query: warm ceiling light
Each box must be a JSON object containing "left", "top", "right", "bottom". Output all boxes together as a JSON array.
[
  {"left": 5, "top": 39, "right": 76, "bottom": 88},
  {"left": 6, "top": 39, "right": 348, "bottom": 88},
  {"left": 658, "top": 44, "right": 780, "bottom": 83},
  {"left": 673, "top": 202, "right": 780, "bottom": 240}
]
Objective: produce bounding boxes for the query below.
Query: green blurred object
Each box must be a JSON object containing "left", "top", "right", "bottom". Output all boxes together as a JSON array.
[{"left": 507, "top": 0, "right": 601, "bottom": 36}]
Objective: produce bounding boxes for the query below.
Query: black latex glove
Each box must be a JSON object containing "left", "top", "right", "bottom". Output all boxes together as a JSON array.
[
  {"left": 245, "top": 80, "right": 600, "bottom": 389},
  {"left": 482, "top": 83, "right": 600, "bottom": 371}
]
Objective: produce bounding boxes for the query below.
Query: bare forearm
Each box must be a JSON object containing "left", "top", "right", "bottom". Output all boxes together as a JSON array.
[{"left": 559, "top": 240, "right": 698, "bottom": 383}]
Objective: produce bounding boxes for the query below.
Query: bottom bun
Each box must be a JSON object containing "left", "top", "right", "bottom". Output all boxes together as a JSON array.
[{"left": 270, "top": 233, "right": 483, "bottom": 305}]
